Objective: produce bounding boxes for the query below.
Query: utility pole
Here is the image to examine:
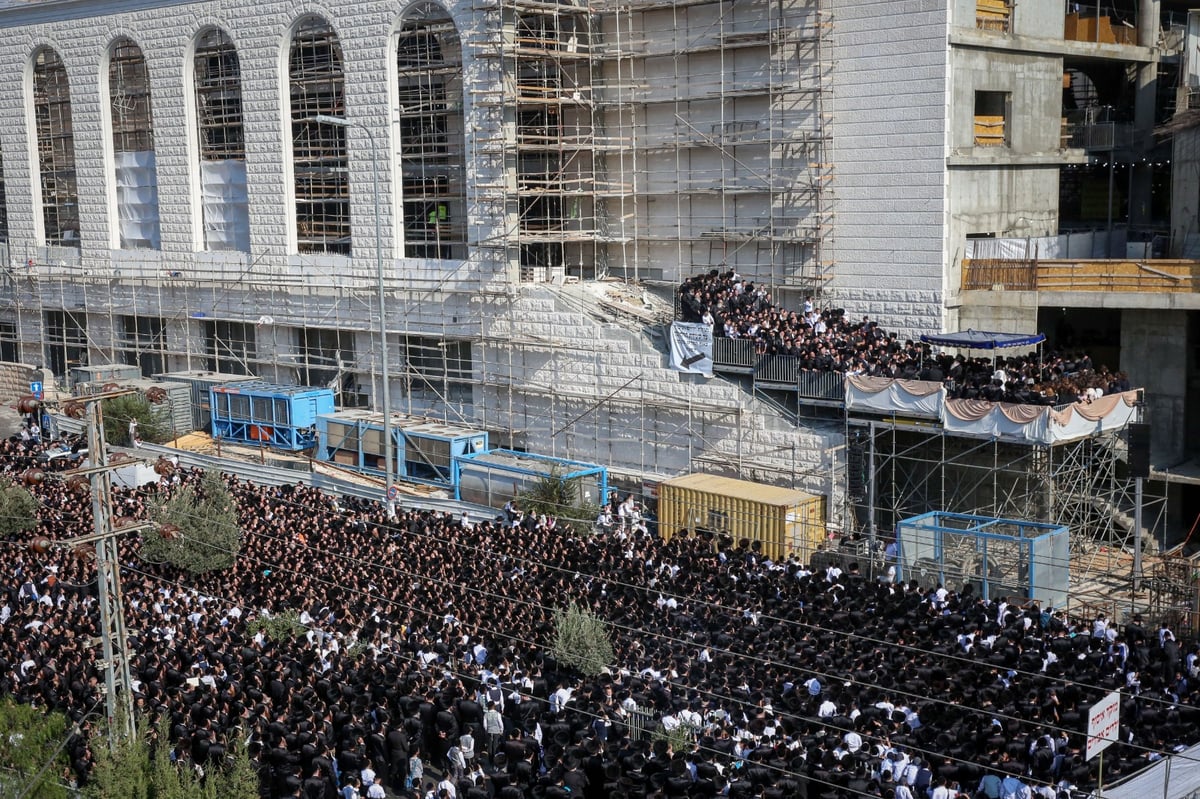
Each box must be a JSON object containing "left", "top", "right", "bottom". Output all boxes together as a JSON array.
[{"left": 25, "top": 389, "right": 162, "bottom": 742}]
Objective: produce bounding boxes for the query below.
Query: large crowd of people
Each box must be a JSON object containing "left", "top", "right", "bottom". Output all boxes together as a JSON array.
[
  {"left": 2, "top": 429, "right": 1198, "bottom": 799},
  {"left": 677, "top": 271, "right": 1132, "bottom": 405}
]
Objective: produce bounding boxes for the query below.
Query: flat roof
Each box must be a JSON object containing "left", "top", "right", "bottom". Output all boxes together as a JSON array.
[
  {"left": 661, "top": 472, "right": 817, "bottom": 507},
  {"left": 212, "top": 381, "right": 332, "bottom": 397},
  {"left": 320, "top": 409, "right": 486, "bottom": 440},
  {"left": 459, "top": 448, "right": 604, "bottom": 474}
]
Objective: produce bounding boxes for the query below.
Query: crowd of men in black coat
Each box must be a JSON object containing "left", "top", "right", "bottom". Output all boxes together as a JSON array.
[
  {"left": 2, "top": 432, "right": 1198, "bottom": 799},
  {"left": 677, "top": 270, "right": 1132, "bottom": 406}
]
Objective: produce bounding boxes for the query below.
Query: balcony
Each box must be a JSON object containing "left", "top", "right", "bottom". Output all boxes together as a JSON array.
[
  {"left": 963, "top": 258, "right": 1200, "bottom": 294},
  {"left": 709, "top": 338, "right": 844, "bottom": 403}
]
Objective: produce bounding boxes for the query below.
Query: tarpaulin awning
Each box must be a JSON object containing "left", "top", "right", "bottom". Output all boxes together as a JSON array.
[{"left": 918, "top": 330, "right": 1046, "bottom": 350}]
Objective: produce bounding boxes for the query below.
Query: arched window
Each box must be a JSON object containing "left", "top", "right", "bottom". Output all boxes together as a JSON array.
[
  {"left": 108, "top": 37, "right": 161, "bottom": 249},
  {"left": 396, "top": 3, "right": 466, "bottom": 259},
  {"left": 194, "top": 28, "right": 249, "bottom": 252},
  {"left": 32, "top": 47, "right": 80, "bottom": 248},
  {"left": 289, "top": 16, "right": 350, "bottom": 255}
]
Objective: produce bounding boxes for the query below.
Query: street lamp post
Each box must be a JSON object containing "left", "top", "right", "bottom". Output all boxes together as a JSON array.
[{"left": 308, "top": 115, "right": 396, "bottom": 511}]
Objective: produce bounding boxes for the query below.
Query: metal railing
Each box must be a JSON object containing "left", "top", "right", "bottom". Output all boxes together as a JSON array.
[
  {"left": 708, "top": 340, "right": 847, "bottom": 404},
  {"left": 755, "top": 354, "right": 800, "bottom": 385},
  {"left": 797, "top": 371, "right": 844, "bottom": 401},
  {"left": 712, "top": 337, "right": 757, "bottom": 373}
]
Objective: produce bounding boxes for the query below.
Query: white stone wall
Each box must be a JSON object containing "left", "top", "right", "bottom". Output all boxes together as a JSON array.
[
  {"left": 828, "top": 0, "right": 949, "bottom": 337},
  {"left": 0, "top": 0, "right": 843, "bottom": 502},
  {"left": 0, "top": 0, "right": 506, "bottom": 291},
  {"left": 472, "top": 287, "right": 842, "bottom": 495}
]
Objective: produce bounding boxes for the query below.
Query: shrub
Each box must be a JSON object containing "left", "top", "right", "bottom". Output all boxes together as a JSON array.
[
  {"left": 551, "top": 601, "right": 613, "bottom": 676},
  {"left": 246, "top": 610, "right": 307, "bottom": 643},
  {"left": 519, "top": 470, "right": 601, "bottom": 536},
  {"left": 143, "top": 470, "right": 241, "bottom": 574},
  {"left": 0, "top": 477, "right": 38, "bottom": 539},
  {"left": 0, "top": 698, "right": 70, "bottom": 799},
  {"left": 101, "top": 394, "right": 170, "bottom": 447}
]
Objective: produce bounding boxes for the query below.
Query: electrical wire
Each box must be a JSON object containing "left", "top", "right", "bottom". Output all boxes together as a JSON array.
[
  {"left": 204, "top": 479, "right": 1195, "bottom": 723},
  {"left": 10, "top": 465, "right": 1196, "bottom": 792},
  {"left": 112, "top": 558, "right": 1014, "bottom": 799},
  {"left": 115, "top": 497, "right": 1192, "bottom": 783},
  {"left": 9, "top": 463, "right": 1194, "bottom": 744}
]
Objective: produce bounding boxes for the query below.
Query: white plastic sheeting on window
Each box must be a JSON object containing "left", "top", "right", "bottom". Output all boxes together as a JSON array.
[
  {"left": 963, "top": 231, "right": 1132, "bottom": 260},
  {"left": 200, "top": 159, "right": 250, "bottom": 252},
  {"left": 114, "top": 150, "right": 161, "bottom": 249},
  {"left": 964, "top": 236, "right": 1059, "bottom": 260}
]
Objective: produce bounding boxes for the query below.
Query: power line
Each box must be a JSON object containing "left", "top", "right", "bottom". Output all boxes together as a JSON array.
[{"left": 122, "top": 497, "right": 1188, "bottom": 781}]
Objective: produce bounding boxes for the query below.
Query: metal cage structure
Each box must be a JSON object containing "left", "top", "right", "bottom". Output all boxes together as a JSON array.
[
  {"left": 896, "top": 511, "right": 1069, "bottom": 609},
  {"left": 845, "top": 418, "right": 1167, "bottom": 584}
]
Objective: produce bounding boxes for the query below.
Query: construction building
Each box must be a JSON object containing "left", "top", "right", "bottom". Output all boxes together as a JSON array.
[{"left": 0, "top": 0, "right": 1196, "bottom": 543}]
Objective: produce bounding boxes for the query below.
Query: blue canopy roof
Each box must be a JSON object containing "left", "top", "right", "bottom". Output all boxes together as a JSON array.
[{"left": 919, "top": 330, "right": 1046, "bottom": 350}]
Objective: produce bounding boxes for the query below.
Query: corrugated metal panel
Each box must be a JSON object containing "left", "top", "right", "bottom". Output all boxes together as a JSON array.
[
  {"left": 660, "top": 472, "right": 814, "bottom": 508},
  {"left": 123, "top": 378, "right": 193, "bottom": 435},
  {"left": 70, "top": 364, "right": 142, "bottom": 386},
  {"left": 153, "top": 371, "right": 254, "bottom": 432},
  {"left": 659, "top": 474, "right": 825, "bottom": 562}
]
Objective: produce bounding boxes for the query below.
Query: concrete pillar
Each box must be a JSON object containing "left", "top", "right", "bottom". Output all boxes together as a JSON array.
[
  {"left": 1121, "top": 308, "right": 1186, "bottom": 466},
  {"left": 1129, "top": 0, "right": 1160, "bottom": 230},
  {"left": 1170, "top": 130, "right": 1200, "bottom": 254}
]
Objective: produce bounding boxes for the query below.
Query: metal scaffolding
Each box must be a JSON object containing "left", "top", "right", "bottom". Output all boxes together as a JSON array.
[
  {"left": 397, "top": 3, "right": 469, "bottom": 260},
  {"left": 108, "top": 37, "right": 161, "bottom": 250},
  {"left": 845, "top": 416, "right": 1168, "bottom": 587},
  {"left": 470, "top": 0, "right": 833, "bottom": 297},
  {"left": 32, "top": 47, "right": 80, "bottom": 249},
  {"left": 1, "top": 0, "right": 840, "bottom": 489},
  {"left": 194, "top": 26, "right": 249, "bottom": 252},
  {"left": 289, "top": 16, "right": 350, "bottom": 255}
]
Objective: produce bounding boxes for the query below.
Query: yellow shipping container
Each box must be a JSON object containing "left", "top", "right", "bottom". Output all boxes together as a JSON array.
[{"left": 657, "top": 473, "right": 826, "bottom": 562}]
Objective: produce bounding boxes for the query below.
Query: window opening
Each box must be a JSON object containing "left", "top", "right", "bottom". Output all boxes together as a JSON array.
[
  {"left": 289, "top": 17, "right": 351, "bottom": 255},
  {"left": 33, "top": 48, "right": 80, "bottom": 248},
  {"left": 194, "top": 28, "right": 250, "bottom": 252},
  {"left": 396, "top": 3, "right": 467, "bottom": 259}
]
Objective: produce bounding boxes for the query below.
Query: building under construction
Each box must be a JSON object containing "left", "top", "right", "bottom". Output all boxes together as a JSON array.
[
  {"left": 0, "top": 0, "right": 841, "bottom": 494},
  {"left": 0, "top": 0, "right": 1198, "bottom": 561}
]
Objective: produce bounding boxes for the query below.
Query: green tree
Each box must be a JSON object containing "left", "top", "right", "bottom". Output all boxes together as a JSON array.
[
  {"left": 245, "top": 609, "right": 307, "bottom": 644},
  {"left": 201, "top": 735, "right": 259, "bottom": 799},
  {"left": 652, "top": 720, "right": 698, "bottom": 755},
  {"left": 143, "top": 469, "right": 241, "bottom": 574},
  {"left": 101, "top": 394, "right": 170, "bottom": 447},
  {"left": 0, "top": 477, "right": 38, "bottom": 539},
  {"left": 85, "top": 720, "right": 151, "bottom": 799},
  {"left": 519, "top": 469, "right": 601, "bottom": 535},
  {"left": 90, "top": 716, "right": 259, "bottom": 799},
  {"left": 0, "top": 698, "right": 71, "bottom": 799},
  {"left": 551, "top": 601, "right": 614, "bottom": 676}
]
